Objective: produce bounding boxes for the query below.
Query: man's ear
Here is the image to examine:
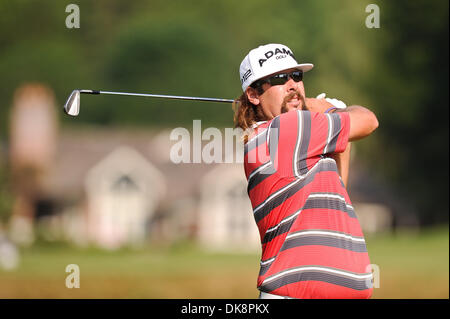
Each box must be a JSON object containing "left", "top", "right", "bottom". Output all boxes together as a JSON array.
[{"left": 246, "top": 87, "right": 260, "bottom": 105}]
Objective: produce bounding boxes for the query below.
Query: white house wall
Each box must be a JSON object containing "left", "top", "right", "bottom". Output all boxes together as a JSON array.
[
  {"left": 84, "top": 146, "right": 166, "bottom": 249},
  {"left": 198, "top": 164, "right": 260, "bottom": 252}
]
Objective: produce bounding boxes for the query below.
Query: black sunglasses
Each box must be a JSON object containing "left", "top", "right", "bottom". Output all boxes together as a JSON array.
[{"left": 251, "top": 70, "right": 303, "bottom": 89}]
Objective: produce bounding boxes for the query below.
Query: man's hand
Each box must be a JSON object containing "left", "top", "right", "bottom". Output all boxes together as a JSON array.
[
  {"left": 304, "top": 97, "right": 334, "bottom": 113},
  {"left": 305, "top": 93, "right": 347, "bottom": 113},
  {"left": 319, "top": 93, "right": 347, "bottom": 109}
]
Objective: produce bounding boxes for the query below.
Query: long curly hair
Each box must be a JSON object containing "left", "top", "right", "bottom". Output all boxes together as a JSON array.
[{"left": 232, "top": 92, "right": 267, "bottom": 143}]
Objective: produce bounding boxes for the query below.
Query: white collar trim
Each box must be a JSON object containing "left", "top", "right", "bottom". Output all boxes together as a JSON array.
[{"left": 251, "top": 121, "right": 268, "bottom": 129}]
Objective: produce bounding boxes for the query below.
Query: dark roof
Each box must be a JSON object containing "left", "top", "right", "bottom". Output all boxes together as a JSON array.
[{"left": 44, "top": 127, "right": 220, "bottom": 202}]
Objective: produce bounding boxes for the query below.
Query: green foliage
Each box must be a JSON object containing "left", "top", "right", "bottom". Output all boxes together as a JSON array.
[
  {"left": 361, "top": 0, "right": 449, "bottom": 223},
  {"left": 0, "top": 164, "right": 13, "bottom": 224},
  {"left": 0, "top": 0, "right": 447, "bottom": 223}
]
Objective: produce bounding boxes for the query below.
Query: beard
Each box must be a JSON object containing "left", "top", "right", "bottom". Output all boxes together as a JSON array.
[{"left": 280, "top": 89, "right": 307, "bottom": 113}]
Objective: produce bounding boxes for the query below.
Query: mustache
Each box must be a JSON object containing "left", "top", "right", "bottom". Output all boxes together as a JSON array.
[{"left": 281, "top": 90, "right": 306, "bottom": 113}]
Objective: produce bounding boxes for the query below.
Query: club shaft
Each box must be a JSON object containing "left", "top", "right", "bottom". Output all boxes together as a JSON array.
[{"left": 79, "top": 90, "right": 235, "bottom": 104}]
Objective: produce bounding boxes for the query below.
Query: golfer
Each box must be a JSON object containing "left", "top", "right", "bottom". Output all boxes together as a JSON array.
[{"left": 233, "top": 43, "right": 378, "bottom": 299}]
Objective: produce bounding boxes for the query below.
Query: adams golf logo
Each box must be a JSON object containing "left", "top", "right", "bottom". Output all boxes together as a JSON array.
[
  {"left": 241, "top": 69, "right": 252, "bottom": 84},
  {"left": 258, "top": 47, "right": 295, "bottom": 67}
]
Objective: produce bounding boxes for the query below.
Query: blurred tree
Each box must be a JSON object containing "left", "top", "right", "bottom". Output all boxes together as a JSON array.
[
  {"left": 0, "top": 164, "right": 13, "bottom": 224},
  {"left": 362, "top": 0, "right": 449, "bottom": 224},
  {"left": 93, "top": 15, "right": 237, "bottom": 127},
  {"left": 0, "top": 0, "right": 447, "bottom": 225}
]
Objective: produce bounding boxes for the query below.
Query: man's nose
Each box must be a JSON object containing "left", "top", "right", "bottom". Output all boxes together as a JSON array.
[{"left": 285, "top": 77, "right": 298, "bottom": 91}]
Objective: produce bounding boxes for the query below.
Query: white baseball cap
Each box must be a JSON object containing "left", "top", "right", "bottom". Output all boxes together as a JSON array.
[{"left": 239, "top": 43, "right": 314, "bottom": 92}]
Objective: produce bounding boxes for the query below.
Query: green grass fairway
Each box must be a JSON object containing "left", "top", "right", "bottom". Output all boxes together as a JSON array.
[
  {"left": 0, "top": 226, "right": 448, "bottom": 298},
  {"left": 367, "top": 226, "right": 448, "bottom": 299}
]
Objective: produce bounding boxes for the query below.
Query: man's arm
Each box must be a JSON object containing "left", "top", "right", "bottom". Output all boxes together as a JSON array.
[
  {"left": 331, "top": 142, "right": 351, "bottom": 187},
  {"left": 335, "top": 105, "right": 378, "bottom": 141},
  {"left": 305, "top": 98, "right": 378, "bottom": 186},
  {"left": 305, "top": 98, "right": 378, "bottom": 141},
  {"left": 331, "top": 105, "right": 378, "bottom": 187}
]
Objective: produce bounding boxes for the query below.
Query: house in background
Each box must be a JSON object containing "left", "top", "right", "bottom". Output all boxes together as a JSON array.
[
  {"left": 6, "top": 83, "right": 407, "bottom": 251},
  {"left": 39, "top": 127, "right": 260, "bottom": 251},
  {"left": 197, "top": 164, "right": 260, "bottom": 252},
  {"left": 7, "top": 84, "right": 261, "bottom": 251},
  {"left": 84, "top": 146, "right": 166, "bottom": 249}
]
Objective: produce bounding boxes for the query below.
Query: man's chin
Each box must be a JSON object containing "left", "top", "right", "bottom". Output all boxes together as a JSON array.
[{"left": 285, "top": 102, "right": 302, "bottom": 112}]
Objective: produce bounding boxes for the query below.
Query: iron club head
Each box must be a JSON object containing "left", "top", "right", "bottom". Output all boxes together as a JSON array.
[{"left": 64, "top": 90, "right": 81, "bottom": 116}]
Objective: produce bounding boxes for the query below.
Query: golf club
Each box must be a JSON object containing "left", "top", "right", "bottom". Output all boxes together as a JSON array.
[{"left": 64, "top": 89, "right": 235, "bottom": 116}]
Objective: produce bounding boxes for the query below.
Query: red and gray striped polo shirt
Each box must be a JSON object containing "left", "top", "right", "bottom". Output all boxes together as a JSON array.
[{"left": 244, "top": 110, "right": 373, "bottom": 299}]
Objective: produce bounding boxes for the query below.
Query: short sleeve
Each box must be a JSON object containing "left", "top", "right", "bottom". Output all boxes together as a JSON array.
[
  {"left": 308, "top": 111, "right": 350, "bottom": 157},
  {"left": 261, "top": 110, "right": 350, "bottom": 178},
  {"left": 325, "top": 112, "right": 350, "bottom": 154}
]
